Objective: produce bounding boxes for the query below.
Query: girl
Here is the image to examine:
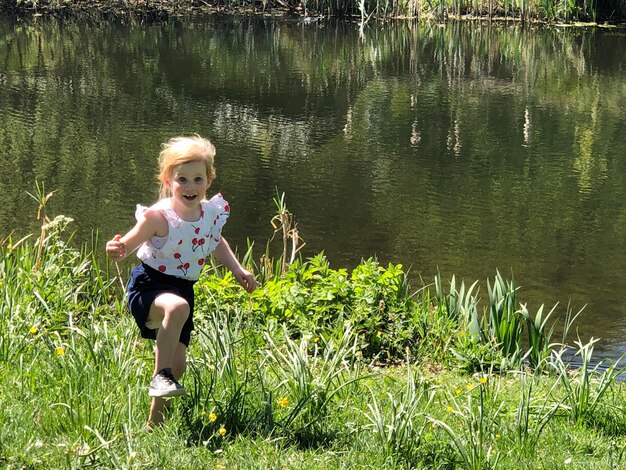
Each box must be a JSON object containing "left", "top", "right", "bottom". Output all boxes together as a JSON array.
[{"left": 106, "top": 135, "right": 257, "bottom": 427}]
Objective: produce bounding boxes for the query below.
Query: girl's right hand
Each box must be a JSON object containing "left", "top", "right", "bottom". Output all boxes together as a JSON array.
[{"left": 106, "top": 234, "right": 127, "bottom": 261}]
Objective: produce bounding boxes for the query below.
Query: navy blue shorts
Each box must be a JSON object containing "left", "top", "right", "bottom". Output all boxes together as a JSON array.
[{"left": 126, "top": 263, "right": 196, "bottom": 347}]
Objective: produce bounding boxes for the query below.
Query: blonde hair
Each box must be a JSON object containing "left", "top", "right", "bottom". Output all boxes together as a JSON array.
[{"left": 158, "top": 135, "right": 217, "bottom": 198}]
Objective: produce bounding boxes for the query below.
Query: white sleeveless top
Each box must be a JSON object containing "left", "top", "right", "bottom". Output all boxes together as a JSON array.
[{"left": 136, "top": 194, "right": 229, "bottom": 280}]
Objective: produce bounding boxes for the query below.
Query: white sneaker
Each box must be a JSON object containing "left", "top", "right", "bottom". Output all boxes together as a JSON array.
[{"left": 149, "top": 368, "right": 186, "bottom": 398}]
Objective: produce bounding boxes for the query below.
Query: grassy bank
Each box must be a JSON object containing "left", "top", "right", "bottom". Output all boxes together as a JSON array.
[
  {"left": 1, "top": 194, "right": 626, "bottom": 468},
  {"left": 1, "top": 0, "right": 625, "bottom": 23}
]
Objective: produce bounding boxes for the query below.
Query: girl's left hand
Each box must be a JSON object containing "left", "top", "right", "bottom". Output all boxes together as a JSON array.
[{"left": 235, "top": 269, "right": 258, "bottom": 293}]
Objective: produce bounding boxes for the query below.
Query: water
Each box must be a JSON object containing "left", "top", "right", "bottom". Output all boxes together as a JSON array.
[{"left": 1, "top": 16, "right": 625, "bottom": 361}]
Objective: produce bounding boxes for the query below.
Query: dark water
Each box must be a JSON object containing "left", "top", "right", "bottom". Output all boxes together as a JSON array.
[{"left": 1, "top": 16, "right": 625, "bottom": 360}]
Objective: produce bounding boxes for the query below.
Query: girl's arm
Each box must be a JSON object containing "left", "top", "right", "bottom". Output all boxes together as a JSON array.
[
  {"left": 212, "top": 237, "right": 257, "bottom": 293},
  {"left": 105, "top": 211, "right": 166, "bottom": 262}
]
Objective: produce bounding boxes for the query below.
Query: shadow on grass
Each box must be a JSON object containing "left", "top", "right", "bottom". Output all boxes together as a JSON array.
[{"left": 181, "top": 408, "right": 340, "bottom": 452}]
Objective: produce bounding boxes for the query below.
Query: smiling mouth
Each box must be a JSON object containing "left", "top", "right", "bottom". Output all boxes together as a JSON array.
[{"left": 183, "top": 195, "right": 197, "bottom": 201}]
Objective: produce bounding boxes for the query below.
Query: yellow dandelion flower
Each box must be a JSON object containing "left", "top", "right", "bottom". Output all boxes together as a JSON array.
[
  {"left": 495, "top": 433, "right": 501, "bottom": 439},
  {"left": 30, "top": 326, "right": 39, "bottom": 335},
  {"left": 55, "top": 347, "right": 65, "bottom": 356},
  {"left": 491, "top": 449, "right": 496, "bottom": 455},
  {"left": 446, "top": 406, "right": 453, "bottom": 413},
  {"left": 209, "top": 412, "right": 218, "bottom": 422},
  {"left": 455, "top": 388, "right": 461, "bottom": 395},
  {"left": 217, "top": 425, "right": 227, "bottom": 437},
  {"left": 277, "top": 397, "right": 289, "bottom": 408},
  {"left": 480, "top": 377, "right": 488, "bottom": 384},
  {"left": 466, "top": 384, "right": 473, "bottom": 391}
]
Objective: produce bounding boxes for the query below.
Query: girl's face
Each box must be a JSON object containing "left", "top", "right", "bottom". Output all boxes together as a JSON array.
[{"left": 166, "top": 159, "right": 210, "bottom": 213}]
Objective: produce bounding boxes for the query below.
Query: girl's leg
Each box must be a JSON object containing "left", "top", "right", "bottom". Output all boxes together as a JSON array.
[
  {"left": 148, "top": 342, "right": 187, "bottom": 427},
  {"left": 148, "top": 293, "right": 189, "bottom": 375}
]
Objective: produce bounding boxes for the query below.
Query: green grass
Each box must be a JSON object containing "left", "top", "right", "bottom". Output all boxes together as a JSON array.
[{"left": 2, "top": 212, "right": 626, "bottom": 468}]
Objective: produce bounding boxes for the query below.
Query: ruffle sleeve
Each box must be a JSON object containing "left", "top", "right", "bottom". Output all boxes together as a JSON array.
[
  {"left": 135, "top": 202, "right": 167, "bottom": 220},
  {"left": 135, "top": 204, "right": 148, "bottom": 221},
  {"left": 203, "top": 193, "right": 230, "bottom": 254}
]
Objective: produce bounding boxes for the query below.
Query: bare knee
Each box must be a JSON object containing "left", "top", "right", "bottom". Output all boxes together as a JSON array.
[
  {"left": 165, "top": 300, "right": 190, "bottom": 325},
  {"left": 151, "top": 294, "right": 190, "bottom": 326}
]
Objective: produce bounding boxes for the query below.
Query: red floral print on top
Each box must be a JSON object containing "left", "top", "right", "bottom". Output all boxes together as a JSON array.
[{"left": 135, "top": 194, "right": 230, "bottom": 280}]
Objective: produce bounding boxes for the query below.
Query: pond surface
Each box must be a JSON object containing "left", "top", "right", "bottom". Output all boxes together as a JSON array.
[{"left": 1, "top": 16, "right": 625, "bottom": 360}]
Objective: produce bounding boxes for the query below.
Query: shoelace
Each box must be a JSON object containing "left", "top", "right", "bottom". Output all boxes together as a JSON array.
[{"left": 159, "top": 368, "right": 177, "bottom": 385}]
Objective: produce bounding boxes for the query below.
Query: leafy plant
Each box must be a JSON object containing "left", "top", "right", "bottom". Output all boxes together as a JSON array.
[
  {"left": 435, "top": 273, "right": 479, "bottom": 327},
  {"left": 511, "top": 368, "right": 562, "bottom": 455},
  {"left": 249, "top": 254, "right": 418, "bottom": 359},
  {"left": 365, "top": 363, "right": 435, "bottom": 464},
  {"left": 486, "top": 271, "right": 525, "bottom": 367},
  {"left": 429, "top": 374, "right": 504, "bottom": 469},
  {"left": 2, "top": 184, "right": 114, "bottom": 332},
  {"left": 550, "top": 338, "right": 625, "bottom": 424},
  {"left": 450, "top": 330, "right": 504, "bottom": 373},
  {"left": 263, "top": 324, "right": 361, "bottom": 443},
  {"left": 520, "top": 303, "right": 558, "bottom": 371},
  {"left": 349, "top": 259, "right": 414, "bottom": 358},
  {"left": 521, "top": 301, "right": 582, "bottom": 371},
  {"left": 410, "top": 284, "right": 459, "bottom": 361},
  {"left": 185, "top": 308, "right": 262, "bottom": 443}
]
